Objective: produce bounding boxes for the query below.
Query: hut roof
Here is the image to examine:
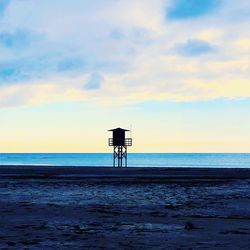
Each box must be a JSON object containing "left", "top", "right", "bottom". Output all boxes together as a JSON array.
[{"left": 108, "top": 127, "right": 130, "bottom": 132}]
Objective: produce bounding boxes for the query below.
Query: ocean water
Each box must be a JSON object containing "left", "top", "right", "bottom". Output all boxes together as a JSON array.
[{"left": 0, "top": 153, "right": 249, "bottom": 168}]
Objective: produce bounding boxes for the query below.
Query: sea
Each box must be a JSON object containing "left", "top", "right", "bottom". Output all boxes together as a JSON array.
[{"left": 0, "top": 153, "right": 249, "bottom": 168}]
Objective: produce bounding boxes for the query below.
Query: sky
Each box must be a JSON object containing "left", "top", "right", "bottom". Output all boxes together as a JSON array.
[{"left": 0, "top": 0, "right": 250, "bottom": 152}]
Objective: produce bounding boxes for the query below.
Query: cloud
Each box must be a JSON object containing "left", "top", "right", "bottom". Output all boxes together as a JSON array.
[
  {"left": 175, "top": 39, "right": 216, "bottom": 56},
  {"left": 0, "top": 29, "right": 41, "bottom": 51},
  {"left": 110, "top": 28, "right": 124, "bottom": 40},
  {"left": 0, "top": 29, "right": 34, "bottom": 49},
  {"left": 84, "top": 73, "right": 103, "bottom": 90},
  {"left": 0, "top": 0, "right": 249, "bottom": 108},
  {"left": 57, "top": 58, "right": 85, "bottom": 72},
  {"left": 0, "top": 56, "right": 53, "bottom": 84},
  {"left": 0, "top": 67, "right": 18, "bottom": 83},
  {"left": 167, "top": 0, "right": 220, "bottom": 19}
]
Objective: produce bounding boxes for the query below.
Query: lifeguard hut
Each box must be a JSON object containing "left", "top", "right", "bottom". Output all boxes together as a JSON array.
[{"left": 108, "top": 127, "right": 132, "bottom": 167}]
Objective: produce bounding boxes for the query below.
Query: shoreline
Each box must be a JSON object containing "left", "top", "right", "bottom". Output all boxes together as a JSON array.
[{"left": 0, "top": 166, "right": 250, "bottom": 181}]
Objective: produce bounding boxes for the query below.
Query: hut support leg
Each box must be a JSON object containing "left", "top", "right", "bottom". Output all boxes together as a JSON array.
[{"left": 113, "top": 146, "right": 128, "bottom": 168}]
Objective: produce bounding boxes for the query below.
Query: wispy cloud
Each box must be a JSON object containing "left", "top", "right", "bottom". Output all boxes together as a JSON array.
[
  {"left": 57, "top": 58, "right": 85, "bottom": 72},
  {"left": 0, "top": 29, "right": 34, "bottom": 49},
  {"left": 175, "top": 39, "right": 216, "bottom": 56},
  {"left": 84, "top": 73, "right": 103, "bottom": 90},
  {"left": 0, "top": 0, "right": 249, "bottom": 107}
]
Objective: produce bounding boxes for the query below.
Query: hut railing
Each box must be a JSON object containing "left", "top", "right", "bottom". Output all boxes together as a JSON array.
[
  {"left": 108, "top": 138, "right": 113, "bottom": 146},
  {"left": 125, "top": 138, "right": 132, "bottom": 146},
  {"left": 108, "top": 138, "right": 132, "bottom": 146}
]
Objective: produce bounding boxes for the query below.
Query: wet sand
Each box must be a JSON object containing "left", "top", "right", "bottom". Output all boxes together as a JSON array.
[
  {"left": 0, "top": 166, "right": 249, "bottom": 249},
  {"left": 0, "top": 166, "right": 250, "bottom": 181}
]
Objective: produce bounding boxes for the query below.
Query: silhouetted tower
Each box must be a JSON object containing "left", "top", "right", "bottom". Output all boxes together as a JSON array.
[{"left": 108, "top": 127, "right": 132, "bottom": 167}]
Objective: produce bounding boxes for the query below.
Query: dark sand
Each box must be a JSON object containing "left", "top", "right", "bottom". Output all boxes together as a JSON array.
[
  {"left": 0, "top": 166, "right": 250, "bottom": 249},
  {"left": 1, "top": 166, "right": 250, "bottom": 181}
]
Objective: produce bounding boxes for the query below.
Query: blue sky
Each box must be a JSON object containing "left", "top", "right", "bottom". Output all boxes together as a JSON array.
[
  {"left": 0, "top": 0, "right": 249, "bottom": 152},
  {"left": 167, "top": 0, "right": 219, "bottom": 19}
]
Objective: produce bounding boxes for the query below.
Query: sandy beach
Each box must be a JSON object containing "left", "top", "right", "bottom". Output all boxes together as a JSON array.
[
  {"left": 0, "top": 166, "right": 250, "bottom": 249},
  {"left": 1, "top": 166, "right": 250, "bottom": 181}
]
